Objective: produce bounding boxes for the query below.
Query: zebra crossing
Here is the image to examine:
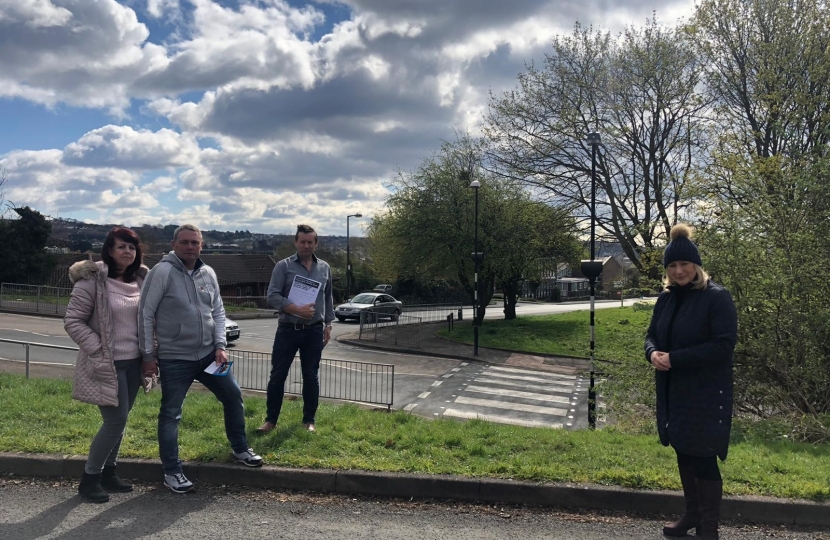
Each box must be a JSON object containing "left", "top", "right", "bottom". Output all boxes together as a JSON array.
[{"left": 404, "top": 362, "right": 592, "bottom": 429}]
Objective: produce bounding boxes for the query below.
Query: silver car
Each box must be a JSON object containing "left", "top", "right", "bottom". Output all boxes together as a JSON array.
[
  {"left": 226, "top": 317, "right": 240, "bottom": 342},
  {"left": 335, "top": 292, "right": 403, "bottom": 322}
]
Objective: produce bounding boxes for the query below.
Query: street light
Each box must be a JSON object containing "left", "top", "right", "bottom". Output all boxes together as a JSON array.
[
  {"left": 465, "top": 172, "right": 482, "bottom": 356},
  {"left": 346, "top": 213, "right": 362, "bottom": 300},
  {"left": 581, "top": 131, "right": 602, "bottom": 430}
]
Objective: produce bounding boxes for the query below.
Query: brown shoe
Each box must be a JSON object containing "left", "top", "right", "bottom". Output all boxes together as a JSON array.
[
  {"left": 303, "top": 423, "right": 316, "bottom": 432},
  {"left": 256, "top": 421, "right": 276, "bottom": 433}
]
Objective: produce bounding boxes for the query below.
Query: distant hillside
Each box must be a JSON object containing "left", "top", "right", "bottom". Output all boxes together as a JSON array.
[{"left": 47, "top": 218, "right": 368, "bottom": 255}]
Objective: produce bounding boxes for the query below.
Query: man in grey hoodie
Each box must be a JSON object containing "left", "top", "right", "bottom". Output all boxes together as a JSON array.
[{"left": 139, "top": 224, "right": 262, "bottom": 494}]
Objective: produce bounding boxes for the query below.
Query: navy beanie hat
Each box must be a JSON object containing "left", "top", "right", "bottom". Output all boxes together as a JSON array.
[{"left": 663, "top": 223, "right": 702, "bottom": 267}]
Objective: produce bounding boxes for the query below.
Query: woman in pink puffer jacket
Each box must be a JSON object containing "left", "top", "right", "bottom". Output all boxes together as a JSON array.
[{"left": 64, "top": 227, "right": 153, "bottom": 503}]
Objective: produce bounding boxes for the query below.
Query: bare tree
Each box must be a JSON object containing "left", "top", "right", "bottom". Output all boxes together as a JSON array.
[{"left": 485, "top": 19, "right": 710, "bottom": 276}]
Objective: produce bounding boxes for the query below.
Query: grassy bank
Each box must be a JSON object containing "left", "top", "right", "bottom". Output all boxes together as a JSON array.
[
  {"left": 437, "top": 305, "right": 653, "bottom": 362},
  {"left": 1, "top": 373, "right": 828, "bottom": 501}
]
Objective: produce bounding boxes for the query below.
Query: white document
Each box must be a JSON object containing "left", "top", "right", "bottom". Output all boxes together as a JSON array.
[{"left": 288, "top": 275, "right": 322, "bottom": 306}]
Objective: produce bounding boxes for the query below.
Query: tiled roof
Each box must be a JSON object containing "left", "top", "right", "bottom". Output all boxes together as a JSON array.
[{"left": 44, "top": 253, "right": 277, "bottom": 289}]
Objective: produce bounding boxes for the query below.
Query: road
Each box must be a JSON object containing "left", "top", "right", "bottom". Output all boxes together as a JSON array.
[
  {"left": 2, "top": 477, "right": 826, "bottom": 540},
  {"left": 0, "top": 300, "right": 638, "bottom": 429}
]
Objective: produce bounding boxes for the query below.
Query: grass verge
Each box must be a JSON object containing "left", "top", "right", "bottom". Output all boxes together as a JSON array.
[
  {"left": 437, "top": 306, "right": 653, "bottom": 361},
  {"left": 1, "top": 373, "right": 828, "bottom": 501}
]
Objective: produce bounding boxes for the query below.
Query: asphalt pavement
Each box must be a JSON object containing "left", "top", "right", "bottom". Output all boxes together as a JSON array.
[{"left": 2, "top": 303, "right": 830, "bottom": 529}]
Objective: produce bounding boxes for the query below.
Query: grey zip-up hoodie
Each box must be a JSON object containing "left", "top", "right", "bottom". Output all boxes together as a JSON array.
[{"left": 139, "top": 252, "right": 226, "bottom": 362}]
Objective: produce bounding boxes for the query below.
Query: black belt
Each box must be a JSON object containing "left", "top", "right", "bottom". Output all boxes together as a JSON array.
[{"left": 278, "top": 321, "right": 324, "bottom": 330}]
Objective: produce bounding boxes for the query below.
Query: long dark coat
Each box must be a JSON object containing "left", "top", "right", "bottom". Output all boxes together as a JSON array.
[{"left": 644, "top": 280, "right": 737, "bottom": 460}]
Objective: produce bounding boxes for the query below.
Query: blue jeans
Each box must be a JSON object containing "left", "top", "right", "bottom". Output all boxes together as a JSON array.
[
  {"left": 158, "top": 351, "right": 248, "bottom": 475},
  {"left": 265, "top": 325, "right": 324, "bottom": 425}
]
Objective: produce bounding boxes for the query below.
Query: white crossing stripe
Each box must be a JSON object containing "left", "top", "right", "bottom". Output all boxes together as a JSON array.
[
  {"left": 444, "top": 409, "right": 563, "bottom": 429},
  {"left": 418, "top": 391, "right": 431, "bottom": 399},
  {"left": 431, "top": 381, "right": 443, "bottom": 387},
  {"left": 480, "top": 371, "right": 576, "bottom": 385},
  {"left": 403, "top": 403, "right": 418, "bottom": 411},
  {"left": 465, "top": 385, "right": 571, "bottom": 404},
  {"left": 454, "top": 396, "right": 568, "bottom": 416},
  {"left": 474, "top": 376, "right": 574, "bottom": 394},
  {"left": 487, "top": 366, "right": 577, "bottom": 380}
]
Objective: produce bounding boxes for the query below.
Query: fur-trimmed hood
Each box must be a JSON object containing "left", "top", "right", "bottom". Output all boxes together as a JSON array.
[{"left": 68, "top": 259, "right": 149, "bottom": 284}]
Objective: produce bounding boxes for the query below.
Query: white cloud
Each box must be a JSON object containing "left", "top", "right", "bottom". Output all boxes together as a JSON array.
[
  {"left": 62, "top": 126, "right": 199, "bottom": 169},
  {"left": 0, "top": 0, "right": 167, "bottom": 111},
  {"left": 0, "top": 0, "right": 699, "bottom": 233},
  {"left": 145, "top": 0, "right": 180, "bottom": 19}
]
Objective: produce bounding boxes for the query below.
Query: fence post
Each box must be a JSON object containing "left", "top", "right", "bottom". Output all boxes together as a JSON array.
[
  {"left": 37, "top": 286, "right": 42, "bottom": 312},
  {"left": 457, "top": 306, "right": 463, "bottom": 321},
  {"left": 25, "top": 343, "right": 30, "bottom": 379}
]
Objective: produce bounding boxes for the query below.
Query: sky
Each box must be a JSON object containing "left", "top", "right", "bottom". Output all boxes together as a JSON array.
[{"left": 0, "top": 0, "right": 695, "bottom": 236}]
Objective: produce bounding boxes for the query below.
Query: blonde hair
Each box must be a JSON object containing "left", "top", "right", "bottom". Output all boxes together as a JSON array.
[{"left": 663, "top": 263, "right": 710, "bottom": 290}]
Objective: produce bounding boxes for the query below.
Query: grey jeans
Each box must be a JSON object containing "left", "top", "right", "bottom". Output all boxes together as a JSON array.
[{"left": 85, "top": 358, "right": 141, "bottom": 474}]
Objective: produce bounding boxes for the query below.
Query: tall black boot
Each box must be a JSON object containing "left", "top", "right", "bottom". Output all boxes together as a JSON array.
[
  {"left": 696, "top": 479, "right": 723, "bottom": 540},
  {"left": 101, "top": 465, "right": 133, "bottom": 492},
  {"left": 663, "top": 460, "right": 700, "bottom": 536},
  {"left": 78, "top": 472, "right": 110, "bottom": 503}
]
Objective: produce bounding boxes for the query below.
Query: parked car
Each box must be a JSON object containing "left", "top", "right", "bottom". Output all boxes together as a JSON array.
[
  {"left": 226, "top": 317, "right": 240, "bottom": 342},
  {"left": 335, "top": 292, "right": 403, "bottom": 322},
  {"left": 373, "top": 284, "right": 393, "bottom": 293}
]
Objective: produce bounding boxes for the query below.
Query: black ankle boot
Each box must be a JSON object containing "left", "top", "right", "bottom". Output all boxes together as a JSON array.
[
  {"left": 78, "top": 472, "right": 110, "bottom": 503},
  {"left": 101, "top": 465, "right": 133, "bottom": 492}
]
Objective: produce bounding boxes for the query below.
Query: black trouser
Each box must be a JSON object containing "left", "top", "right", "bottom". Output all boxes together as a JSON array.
[{"left": 676, "top": 451, "right": 721, "bottom": 481}]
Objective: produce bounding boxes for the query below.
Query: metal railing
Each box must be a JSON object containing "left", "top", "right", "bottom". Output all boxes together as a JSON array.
[
  {"left": 0, "top": 284, "right": 71, "bottom": 315},
  {"left": 0, "top": 338, "right": 78, "bottom": 378},
  {"left": 0, "top": 339, "right": 394, "bottom": 409},
  {"left": 358, "top": 310, "right": 422, "bottom": 348},
  {"left": 222, "top": 296, "right": 270, "bottom": 309},
  {"left": 228, "top": 349, "right": 394, "bottom": 409},
  {"left": 402, "top": 303, "right": 463, "bottom": 323}
]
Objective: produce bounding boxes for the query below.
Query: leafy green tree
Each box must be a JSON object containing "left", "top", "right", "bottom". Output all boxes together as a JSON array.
[
  {"left": 692, "top": 0, "right": 830, "bottom": 433},
  {"left": 485, "top": 18, "right": 709, "bottom": 277},
  {"left": 0, "top": 206, "right": 54, "bottom": 284},
  {"left": 369, "top": 135, "right": 581, "bottom": 320}
]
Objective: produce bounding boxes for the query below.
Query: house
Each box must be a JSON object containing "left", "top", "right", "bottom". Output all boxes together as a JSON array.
[
  {"left": 571, "top": 256, "right": 623, "bottom": 291},
  {"left": 43, "top": 253, "right": 279, "bottom": 307}
]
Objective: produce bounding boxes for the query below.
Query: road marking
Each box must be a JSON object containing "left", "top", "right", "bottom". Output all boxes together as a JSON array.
[
  {"left": 418, "top": 391, "right": 431, "bottom": 399},
  {"left": 403, "top": 404, "right": 418, "bottom": 411},
  {"left": 444, "top": 409, "right": 563, "bottom": 429},
  {"left": 487, "top": 365, "right": 577, "bottom": 380},
  {"left": 465, "top": 385, "right": 572, "bottom": 404},
  {"left": 431, "top": 381, "right": 443, "bottom": 387},
  {"left": 8, "top": 329, "right": 59, "bottom": 337},
  {"left": 477, "top": 371, "right": 575, "bottom": 385},
  {"left": 453, "top": 396, "right": 568, "bottom": 416},
  {"left": 473, "top": 377, "right": 574, "bottom": 393},
  {"left": 442, "top": 374, "right": 453, "bottom": 378}
]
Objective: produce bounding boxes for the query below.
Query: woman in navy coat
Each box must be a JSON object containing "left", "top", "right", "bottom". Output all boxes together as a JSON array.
[{"left": 645, "top": 224, "right": 737, "bottom": 540}]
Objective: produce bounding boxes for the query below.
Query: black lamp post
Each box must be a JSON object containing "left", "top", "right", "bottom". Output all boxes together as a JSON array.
[
  {"left": 581, "top": 131, "right": 602, "bottom": 430},
  {"left": 459, "top": 171, "right": 484, "bottom": 356},
  {"left": 466, "top": 174, "right": 481, "bottom": 356},
  {"left": 346, "top": 213, "right": 362, "bottom": 300}
]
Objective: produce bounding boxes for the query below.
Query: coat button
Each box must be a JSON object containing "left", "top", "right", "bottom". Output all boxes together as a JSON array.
[
  {"left": 719, "top": 420, "right": 722, "bottom": 424},
  {"left": 719, "top": 390, "right": 723, "bottom": 394},
  {"left": 719, "top": 406, "right": 723, "bottom": 410}
]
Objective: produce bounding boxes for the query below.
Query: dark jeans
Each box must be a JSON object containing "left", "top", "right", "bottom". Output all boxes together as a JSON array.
[
  {"left": 265, "top": 324, "right": 324, "bottom": 425},
  {"left": 676, "top": 451, "right": 721, "bottom": 481},
  {"left": 158, "top": 351, "right": 248, "bottom": 475},
  {"left": 85, "top": 358, "right": 141, "bottom": 474}
]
